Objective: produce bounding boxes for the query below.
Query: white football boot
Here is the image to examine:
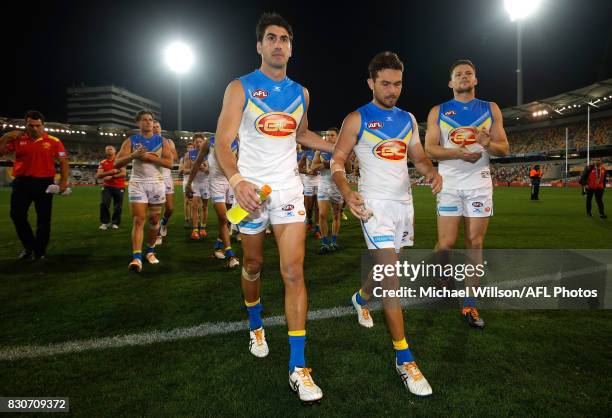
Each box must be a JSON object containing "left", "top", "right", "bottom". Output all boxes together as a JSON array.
[
  {"left": 249, "top": 327, "right": 269, "bottom": 358},
  {"left": 351, "top": 292, "right": 374, "bottom": 328},
  {"left": 289, "top": 367, "right": 323, "bottom": 403},
  {"left": 395, "top": 361, "right": 433, "bottom": 396}
]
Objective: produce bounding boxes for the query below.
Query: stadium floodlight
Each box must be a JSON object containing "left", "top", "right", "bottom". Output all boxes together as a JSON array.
[
  {"left": 504, "top": 0, "right": 541, "bottom": 21},
  {"left": 505, "top": 0, "right": 542, "bottom": 106},
  {"left": 165, "top": 41, "right": 194, "bottom": 131}
]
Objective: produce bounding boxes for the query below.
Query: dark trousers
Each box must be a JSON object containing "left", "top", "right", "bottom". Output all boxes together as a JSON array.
[
  {"left": 531, "top": 183, "right": 540, "bottom": 200},
  {"left": 10, "top": 176, "right": 54, "bottom": 257},
  {"left": 586, "top": 189, "right": 605, "bottom": 215},
  {"left": 100, "top": 186, "right": 124, "bottom": 225}
]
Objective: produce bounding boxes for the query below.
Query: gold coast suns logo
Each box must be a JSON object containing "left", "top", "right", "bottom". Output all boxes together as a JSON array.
[
  {"left": 449, "top": 126, "right": 478, "bottom": 146},
  {"left": 373, "top": 140, "right": 406, "bottom": 162},
  {"left": 255, "top": 112, "right": 297, "bottom": 138}
]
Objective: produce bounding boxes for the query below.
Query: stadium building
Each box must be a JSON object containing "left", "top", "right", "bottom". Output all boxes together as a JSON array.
[{"left": 66, "top": 85, "right": 162, "bottom": 130}]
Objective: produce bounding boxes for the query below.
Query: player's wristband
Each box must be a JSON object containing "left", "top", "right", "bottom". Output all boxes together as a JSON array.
[{"left": 229, "top": 173, "right": 245, "bottom": 189}]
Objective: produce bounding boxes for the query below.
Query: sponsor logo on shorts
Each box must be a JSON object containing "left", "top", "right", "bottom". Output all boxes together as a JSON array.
[
  {"left": 485, "top": 207, "right": 491, "bottom": 213},
  {"left": 373, "top": 140, "right": 407, "bottom": 162},
  {"left": 444, "top": 110, "right": 457, "bottom": 116},
  {"left": 481, "top": 170, "right": 490, "bottom": 179},
  {"left": 283, "top": 211, "right": 295, "bottom": 217},
  {"left": 298, "top": 210, "right": 305, "bottom": 215},
  {"left": 251, "top": 89, "right": 268, "bottom": 99},
  {"left": 372, "top": 235, "right": 394, "bottom": 243},
  {"left": 472, "top": 202, "right": 483, "bottom": 208},
  {"left": 153, "top": 195, "right": 160, "bottom": 199},
  {"left": 367, "top": 121, "right": 383, "bottom": 130},
  {"left": 255, "top": 112, "right": 297, "bottom": 137},
  {"left": 473, "top": 208, "right": 482, "bottom": 214},
  {"left": 282, "top": 204, "right": 295, "bottom": 211},
  {"left": 449, "top": 126, "right": 478, "bottom": 146}
]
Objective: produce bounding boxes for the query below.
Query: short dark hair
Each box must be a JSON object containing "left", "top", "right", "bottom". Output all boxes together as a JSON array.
[
  {"left": 193, "top": 132, "right": 206, "bottom": 140},
  {"left": 368, "top": 51, "right": 404, "bottom": 80},
  {"left": 24, "top": 110, "right": 44, "bottom": 123},
  {"left": 327, "top": 127, "right": 339, "bottom": 134},
  {"left": 134, "top": 110, "right": 154, "bottom": 122},
  {"left": 449, "top": 59, "right": 476, "bottom": 78},
  {"left": 256, "top": 12, "right": 293, "bottom": 42}
]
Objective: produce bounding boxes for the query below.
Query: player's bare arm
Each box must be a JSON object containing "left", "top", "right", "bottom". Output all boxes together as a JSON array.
[
  {"left": 309, "top": 151, "right": 323, "bottom": 173},
  {"left": 332, "top": 111, "right": 367, "bottom": 219},
  {"left": 140, "top": 139, "right": 173, "bottom": 169},
  {"left": 114, "top": 138, "right": 145, "bottom": 168},
  {"left": 424, "top": 105, "right": 481, "bottom": 163},
  {"left": 215, "top": 79, "right": 261, "bottom": 212},
  {"left": 406, "top": 119, "right": 442, "bottom": 194},
  {"left": 295, "top": 88, "right": 333, "bottom": 153},
  {"left": 0, "top": 130, "right": 22, "bottom": 155},
  {"left": 477, "top": 102, "right": 509, "bottom": 157}
]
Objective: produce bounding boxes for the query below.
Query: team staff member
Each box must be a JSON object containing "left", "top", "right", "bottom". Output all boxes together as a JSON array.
[
  {"left": 581, "top": 158, "right": 607, "bottom": 218},
  {"left": 97, "top": 145, "right": 126, "bottom": 230},
  {"left": 529, "top": 164, "right": 542, "bottom": 200},
  {"left": 0, "top": 110, "right": 70, "bottom": 259}
]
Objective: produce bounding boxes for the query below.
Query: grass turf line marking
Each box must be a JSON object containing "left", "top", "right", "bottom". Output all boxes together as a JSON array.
[{"left": 0, "top": 264, "right": 608, "bottom": 361}]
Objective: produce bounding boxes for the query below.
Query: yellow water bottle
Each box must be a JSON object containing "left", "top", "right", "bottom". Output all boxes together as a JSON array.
[{"left": 227, "top": 184, "right": 272, "bottom": 224}]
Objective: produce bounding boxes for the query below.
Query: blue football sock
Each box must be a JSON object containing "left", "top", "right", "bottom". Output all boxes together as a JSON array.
[
  {"left": 288, "top": 333, "right": 306, "bottom": 371},
  {"left": 322, "top": 236, "right": 329, "bottom": 246},
  {"left": 246, "top": 301, "right": 263, "bottom": 330},
  {"left": 225, "top": 247, "right": 234, "bottom": 257},
  {"left": 332, "top": 235, "right": 337, "bottom": 244},
  {"left": 395, "top": 347, "right": 415, "bottom": 365},
  {"left": 145, "top": 246, "right": 155, "bottom": 255},
  {"left": 463, "top": 297, "right": 476, "bottom": 308},
  {"left": 133, "top": 251, "right": 142, "bottom": 261},
  {"left": 161, "top": 216, "right": 169, "bottom": 226},
  {"left": 355, "top": 290, "right": 367, "bottom": 306},
  {"left": 214, "top": 239, "right": 223, "bottom": 250}
]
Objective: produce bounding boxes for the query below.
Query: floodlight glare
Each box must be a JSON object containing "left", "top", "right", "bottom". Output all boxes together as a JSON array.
[
  {"left": 504, "top": 0, "right": 542, "bottom": 21},
  {"left": 165, "top": 42, "right": 194, "bottom": 74}
]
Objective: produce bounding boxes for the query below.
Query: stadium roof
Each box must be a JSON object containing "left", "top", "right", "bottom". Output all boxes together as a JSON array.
[{"left": 502, "top": 78, "right": 612, "bottom": 126}]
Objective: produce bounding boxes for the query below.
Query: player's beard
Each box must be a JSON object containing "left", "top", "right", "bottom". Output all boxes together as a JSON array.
[
  {"left": 374, "top": 92, "right": 398, "bottom": 109},
  {"left": 455, "top": 85, "right": 474, "bottom": 94}
]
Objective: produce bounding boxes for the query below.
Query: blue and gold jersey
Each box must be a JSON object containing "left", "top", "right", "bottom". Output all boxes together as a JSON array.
[
  {"left": 438, "top": 98, "right": 493, "bottom": 189},
  {"left": 237, "top": 69, "right": 306, "bottom": 190},
  {"left": 129, "top": 133, "right": 163, "bottom": 182},
  {"left": 355, "top": 102, "right": 418, "bottom": 201}
]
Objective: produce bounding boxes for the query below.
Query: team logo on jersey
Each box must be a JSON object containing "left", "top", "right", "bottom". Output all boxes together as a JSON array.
[
  {"left": 449, "top": 126, "right": 478, "bottom": 146},
  {"left": 367, "top": 121, "right": 383, "bottom": 130},
  {"left": 255, "top": 112, "right": 297, "bottom": 137},
  {"left": 43, "top": 142, "right": 51, "bottom": 150},
  {"left": 251, "top": 89, "right": 269, "bottom": 99},
  {"left": 373, "top": 140, "right": 406, "bottom": 162},
  {"left": 444, "top": 110, "right": 457, "bottom": 116}
]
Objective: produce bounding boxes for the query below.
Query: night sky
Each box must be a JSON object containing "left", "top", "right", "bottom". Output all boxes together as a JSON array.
[{"left": 5, "top": 0, "right": 612, "bottom": 131}]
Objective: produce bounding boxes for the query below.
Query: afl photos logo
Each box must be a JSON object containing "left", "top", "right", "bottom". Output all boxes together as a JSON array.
[
  {"left": 373, "top": 140, "right": 407, "bottom": 162},
  {"left": 449, "top": 126, "right": 478, "bottom": 146},
  {"left": 255, "top": 112, "right": 297, "bottom": 137}
]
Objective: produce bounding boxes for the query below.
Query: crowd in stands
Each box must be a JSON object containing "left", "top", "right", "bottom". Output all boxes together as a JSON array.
[{"left": 508, "top": 117, "right": 612, "bottom": 154}]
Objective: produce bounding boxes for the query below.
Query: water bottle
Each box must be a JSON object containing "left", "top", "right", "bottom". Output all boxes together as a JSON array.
[{"left": 227, "top": 184, "right": 272, "bottom": 224}]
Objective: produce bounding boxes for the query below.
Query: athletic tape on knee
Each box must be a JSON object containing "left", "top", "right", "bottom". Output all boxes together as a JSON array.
[{"left": 241, "top": 267, "right": 260, "bottom": 282}]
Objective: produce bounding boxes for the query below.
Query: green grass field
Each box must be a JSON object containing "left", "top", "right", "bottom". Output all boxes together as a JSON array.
[{"left": 0, "top": 186, "right": 611, "bottom": 417}]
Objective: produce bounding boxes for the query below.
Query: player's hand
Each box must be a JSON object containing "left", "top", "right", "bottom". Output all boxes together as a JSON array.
[
  {"left": 456, "top": 147, "right": 482, "bottom": 163},
  {"left": 103, "top": 176, "right": 112, "bottom": 181},
  {"left": 426, "top": 170, "right": 443, "bottom": 194},
  {"left": 132, "top": 145, "right": 147, "bottom": 160},
  {"left": 234, "top": 181, "right": 262, "bottom": 213},
  {"left": 185, "top": 183, "right": 194, "bottom": 199},
  {"left": 476, "top": 127, "right": 491, "bottom": 148},
  {"left": 345, "top": 190, "right": 368, "bottom": 220}
]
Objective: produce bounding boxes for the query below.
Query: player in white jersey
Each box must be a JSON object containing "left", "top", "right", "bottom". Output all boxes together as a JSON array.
[
  {"left": 114, "top": 110, "right": 173, "bottom": 272},
  {"left": 214, "top": 13, "right": 333, "bottom": 403},
  {"left": 424, "top": 60, "right": 509, "bottom": 328},
  {"left": 152, "top": 120, "right": 178, "bottom": 245},
  {"left": 185, "top": 133, "right": 210, "bottom": 240},
  {"left": 332, "top": 52, "right": 442, "bottom": 397},
  {"left": 310, "top": 128, "right": 344, "bottom": 254},
  {"left": 180, "top": 142, "right": 195, "bottom": 228},
  {"left": 302, "top": 147, "right": 322, "bottom": 237},
  {"left": 186, "top": 135, "right": 240, "bottom": 268}
]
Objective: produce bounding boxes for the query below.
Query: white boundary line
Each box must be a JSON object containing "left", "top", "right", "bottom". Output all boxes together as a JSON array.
[{"left": 0, "top": 263, "right": 609, "bottom": 361}]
